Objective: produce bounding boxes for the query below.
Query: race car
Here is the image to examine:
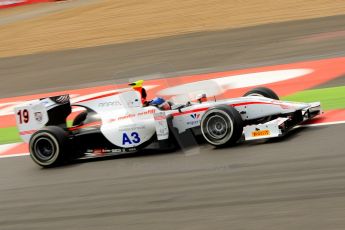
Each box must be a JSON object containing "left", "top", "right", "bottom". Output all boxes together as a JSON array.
[{"left": 15, "top": 87, "right": 321, "bottom": 167}]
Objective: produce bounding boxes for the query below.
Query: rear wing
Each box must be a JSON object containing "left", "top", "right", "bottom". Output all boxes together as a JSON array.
[{"left": 14, "top": 95, "right": 71, "bottom": 143}]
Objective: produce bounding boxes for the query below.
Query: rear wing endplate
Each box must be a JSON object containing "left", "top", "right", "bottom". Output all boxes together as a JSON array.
[{"left": 14, "top": 95, "right": 71, "bottom": 143}]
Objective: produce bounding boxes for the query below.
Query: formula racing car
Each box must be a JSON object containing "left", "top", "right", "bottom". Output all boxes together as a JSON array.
[{"left": 15, "top": 86, "right": 321, "bottom": 167}]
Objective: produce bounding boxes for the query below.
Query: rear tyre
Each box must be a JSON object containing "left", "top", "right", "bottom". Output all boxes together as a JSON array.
[
  {"left": 201, "top": 105, "right": 243, "bottom": 147},
  {"left": 29, "top": 126, "right": 70, "bottom": 167},
  {"left": 243, "top": 87, "right": 279, "bottom": 100}
]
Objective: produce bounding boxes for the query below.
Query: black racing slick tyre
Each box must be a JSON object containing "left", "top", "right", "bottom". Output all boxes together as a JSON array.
[
  {"left": 29, "top": 126, "right": 70, "bottom": 167},
  {"left": 243, "top": 87, "right": 279, "bottom": 100},
  {"left": 201, "top": 105, "right": 243, "bottom": 147}
]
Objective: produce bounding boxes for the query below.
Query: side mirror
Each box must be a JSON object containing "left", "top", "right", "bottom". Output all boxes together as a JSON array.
[{"left": 196, "top": 94, "right": 207, "bottom": 103}]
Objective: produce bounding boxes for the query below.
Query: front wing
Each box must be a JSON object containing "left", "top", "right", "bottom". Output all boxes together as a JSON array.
[{"left": 243, "top": 102, "right": 321, "bottom": 141}]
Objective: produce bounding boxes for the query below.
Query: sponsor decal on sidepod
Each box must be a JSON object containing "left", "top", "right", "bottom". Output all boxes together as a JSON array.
[{"left": 187, "top": 113, "right": 201, "bottom": 126}]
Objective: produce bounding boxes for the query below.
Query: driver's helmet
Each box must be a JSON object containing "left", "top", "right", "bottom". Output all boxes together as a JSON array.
[{"left": 150, "top": 97, "right": 171, "bottom": 110}]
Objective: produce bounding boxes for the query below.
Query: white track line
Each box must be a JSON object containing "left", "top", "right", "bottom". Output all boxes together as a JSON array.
[
  {"left": 0, "top": 143, "right": 28, "bottom": 159},
  {"left": 0, "top": 143, "right": 20, "bottom": 152},
  {"left": 300, "top": 120, "right": 345, "bottom": 127},
  {"left": 0, "top": 153, "right": 29, "bottom": 159}
]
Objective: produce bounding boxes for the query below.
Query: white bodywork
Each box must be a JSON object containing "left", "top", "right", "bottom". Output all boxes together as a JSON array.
[
  {"left": 74, "top": 91, "right": 170, "bottom": 148},
  {"left": 243, "top": 117, "right": 289, "bottom": 140},
  {"left": 169, "top": 97, "right": 315, "bottom": 132},
  {"left": 14, "top": 96, "right": 67, "bottom": 143},
  {"left": 15, "top": 90, "right": 321, "bottom": 147},
  {"left": 14, "top": 101, "right": 49, "bottom": 143}
]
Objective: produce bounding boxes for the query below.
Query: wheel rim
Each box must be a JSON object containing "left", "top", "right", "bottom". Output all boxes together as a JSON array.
[
  {"left": 34, "top": 137, "right": 56, "bottom": 161},
  {"left": 206, "top": 115, "right": 228, "bottom": 139},
  {"left": 201, "top": 109, "right": 234, "bottom": 146}
]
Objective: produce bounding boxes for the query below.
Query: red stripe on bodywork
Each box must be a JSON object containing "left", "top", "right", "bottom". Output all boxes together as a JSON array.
[
  {"left": 172, "top": 101, "right": 274, "bottom": 117},
  {"left": 68, "top": 121, "right": 102, "bottom": 131},
  {"left": 19, "top": 130, "right": 37, "bottom": 135},
  {"left": 231, "top": 101, "right": 272, "bottom": 107}
]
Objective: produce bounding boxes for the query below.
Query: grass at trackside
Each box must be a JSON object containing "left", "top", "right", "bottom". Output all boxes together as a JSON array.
[
  {"left": 283, "top": 85, "right": 345, "bottom": 111},
  {"left": 0, "top": 86, "right": 344, "bottom": 145},
  {"left": 0, "top": 126, "right": 22, "bottom": 145},
  {"left": 0, "top": 121, "right": 74, "bottom": 145}
]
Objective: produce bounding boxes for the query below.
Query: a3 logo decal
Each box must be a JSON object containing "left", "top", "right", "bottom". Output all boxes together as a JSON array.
[{"left": 122, "top": 132, "right": 141, "bottom": 145}]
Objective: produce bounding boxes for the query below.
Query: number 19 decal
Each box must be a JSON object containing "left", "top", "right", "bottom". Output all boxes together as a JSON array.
[
  {"left": 122, "top": 132, "right": 141, "bottom": 145},
  {"left": 17, "top": 109, "right": 30, "bottom": 124}
]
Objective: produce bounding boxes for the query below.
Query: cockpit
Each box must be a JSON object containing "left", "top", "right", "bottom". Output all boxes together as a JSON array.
[{"left": 148, "top": 94, "right": 208, "bottom": 111}]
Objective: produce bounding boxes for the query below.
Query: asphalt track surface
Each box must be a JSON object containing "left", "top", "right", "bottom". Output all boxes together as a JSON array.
[{"left": 1, "top": 15, "right": 345, "bottom": 230}]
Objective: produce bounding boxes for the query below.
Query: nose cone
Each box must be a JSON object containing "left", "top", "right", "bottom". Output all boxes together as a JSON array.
[{"left": 284, "top": 101, "right": 310, "bottom": 110}]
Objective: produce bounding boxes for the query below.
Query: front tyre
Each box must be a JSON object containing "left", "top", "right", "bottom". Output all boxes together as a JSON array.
[
  {"left": 201, "top": 105, "right": 243, "bottom": 147},
  {"left": 29, "top": 126, "right": 70, "bottom": 167}
]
